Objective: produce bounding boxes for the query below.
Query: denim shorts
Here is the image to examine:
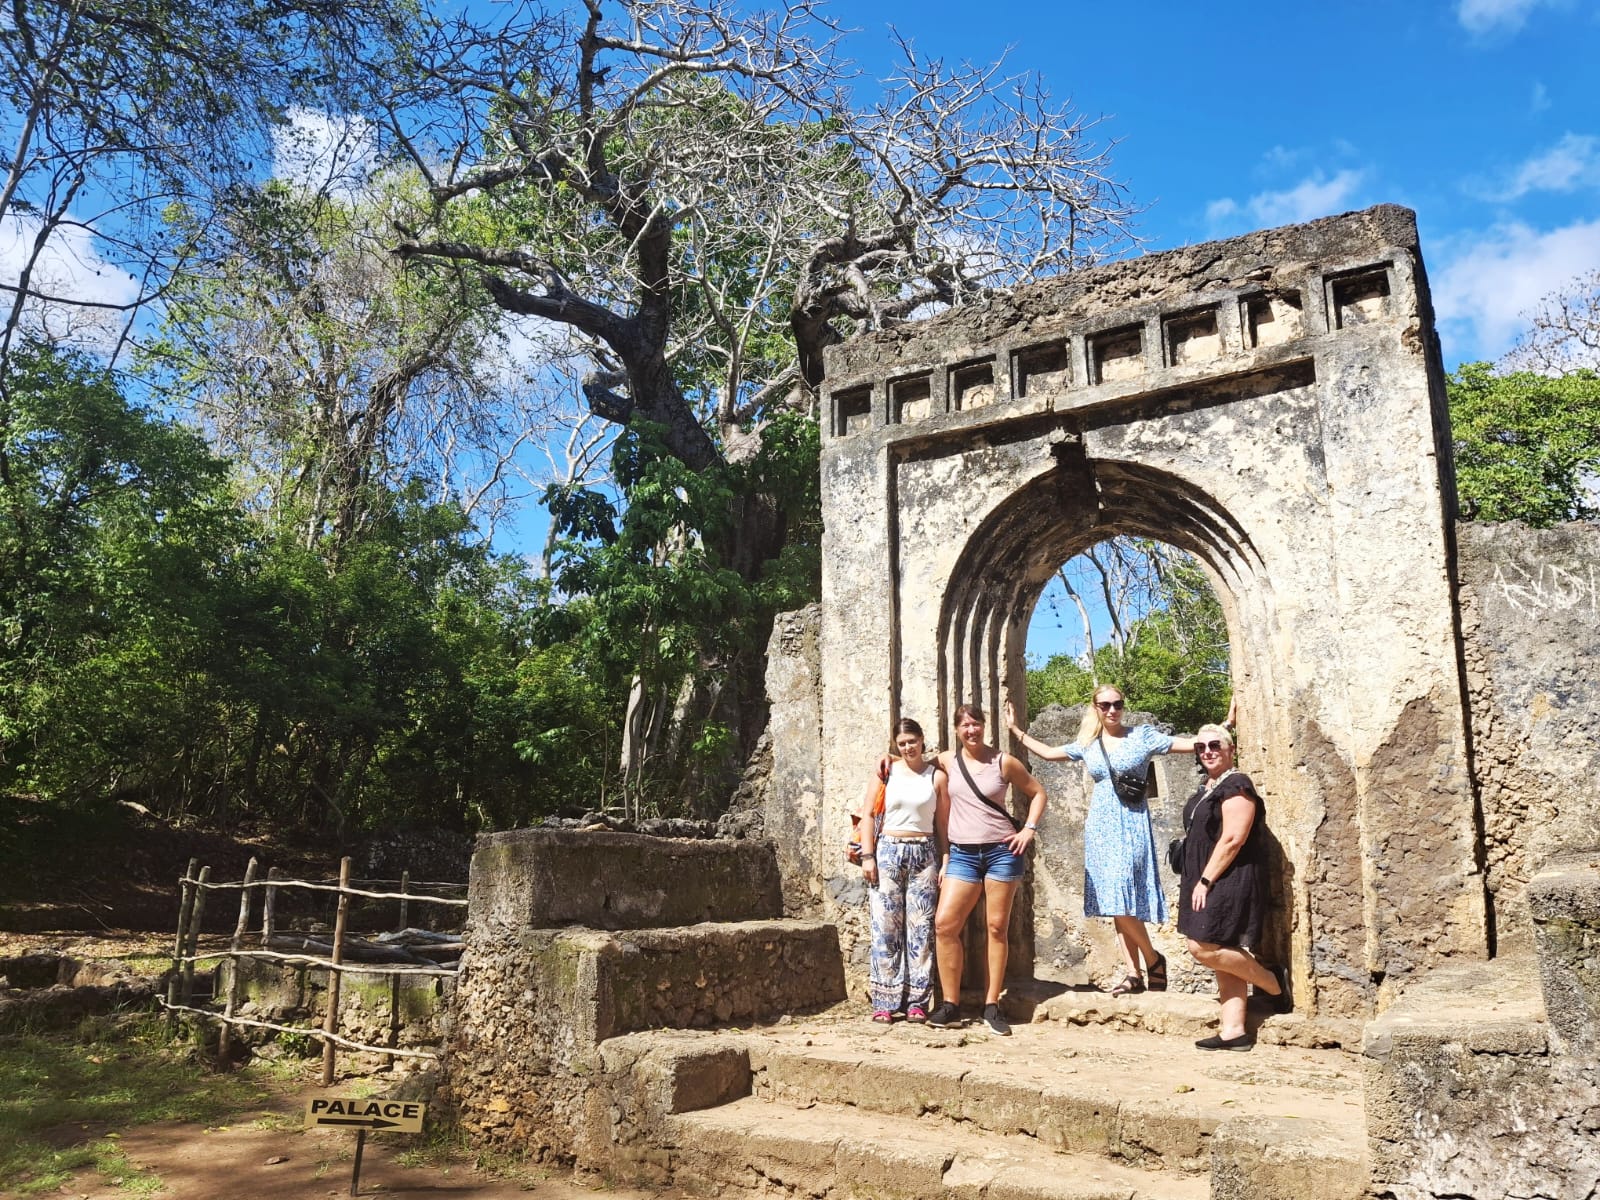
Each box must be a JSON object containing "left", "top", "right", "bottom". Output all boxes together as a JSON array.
[{"left": 945, "top": 841, "right": 1026, "bottom": 883}]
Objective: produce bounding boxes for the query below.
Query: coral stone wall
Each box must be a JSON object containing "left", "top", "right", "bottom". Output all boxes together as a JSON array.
[{"left": 1455, "top": 520, "right": 1600, "bottom": 949}]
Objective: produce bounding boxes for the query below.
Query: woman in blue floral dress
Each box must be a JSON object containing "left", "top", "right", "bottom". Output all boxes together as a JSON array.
[{"left": 1007, "top": 686, "right": 1201, "bottom": 995}]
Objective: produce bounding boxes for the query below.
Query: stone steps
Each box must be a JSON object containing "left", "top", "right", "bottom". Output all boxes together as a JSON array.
[
  {"left": 632, "top": 996, "right": 1368, "bottom": 1199},
  {"left": 667, "top": 1094, "right": 1211, "bottom": 1200}
]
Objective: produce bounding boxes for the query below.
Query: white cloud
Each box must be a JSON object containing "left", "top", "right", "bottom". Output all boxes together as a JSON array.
[
  {"left": 271, "top": 108, "right": 379, "bottom": 200},
  {"left": 1204, "top": 169, "right": 1367, "bottom": 235},
  {"left": 1482, "top": 133, "right": 1600, "bottom": 200},
  {"left": 1432, "top": 218, "right": 1600, "bottom": 360},
  {"left": 1530, "top": 81, "right": 1551, "bottom": 113},
  {"left": 1247, "top": 169, "right": 1367, "bottom": 226},
  {"left": 1457, "top": 0, "right": 1565, "bottom": 34},
  {"left": 0, "top": 212, "right": 142, "bottom": 353}
]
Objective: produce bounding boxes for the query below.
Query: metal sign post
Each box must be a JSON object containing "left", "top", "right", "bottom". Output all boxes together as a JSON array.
[{"left": 305, "top": 1097, "right": 428, "bottom": 1195}]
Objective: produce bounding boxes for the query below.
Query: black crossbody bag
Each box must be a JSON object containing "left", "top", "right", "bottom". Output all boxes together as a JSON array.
[
  {"left": 952, "top": 749, "right": 1023, "bottom": 833},
  {"left": 1096, "top": 734, "right": 1150, "bottom": 807}
]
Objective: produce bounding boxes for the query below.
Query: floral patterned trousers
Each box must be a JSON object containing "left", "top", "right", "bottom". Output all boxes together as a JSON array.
[{"left": 869, "top": 837, "right": 939, "bottom": 1012}]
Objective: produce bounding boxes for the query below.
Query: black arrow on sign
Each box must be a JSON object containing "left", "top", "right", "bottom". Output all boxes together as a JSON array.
[{"left": 319, "top": 1116, "right": 400, "bottom": 1130}]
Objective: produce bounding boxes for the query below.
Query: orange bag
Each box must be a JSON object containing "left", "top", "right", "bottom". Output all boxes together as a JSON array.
[{"left": 845, "top": 779, "right": 886, "bottom": 865}]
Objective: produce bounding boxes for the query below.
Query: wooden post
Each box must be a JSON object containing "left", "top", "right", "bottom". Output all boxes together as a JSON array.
[
  {"left": 179, "top": 865, "right": 211, "bottom": 1041},
  {"left": 261, "top": 866, "right": 280, "bottom": 945},
  {"left": 321, "top": 856, "right": 352, "bottom": 1086},
  {"left": 219, "top": 858, "right": 258, "bottom": 1063},
  {"left": 397, "top": 869, "right": 410, "bottom": 933},
  {"left": 167, "top": 857, "right": 199, "bottom": 1033}
]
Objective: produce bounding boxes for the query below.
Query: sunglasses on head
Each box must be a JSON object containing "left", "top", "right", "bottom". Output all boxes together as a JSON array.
[
  {"left": 1195, "top": 739, "right": 1228, "bottom": 753},
  {"left": 1095, "top": 700, "right": 1124, "bottom": 712}
]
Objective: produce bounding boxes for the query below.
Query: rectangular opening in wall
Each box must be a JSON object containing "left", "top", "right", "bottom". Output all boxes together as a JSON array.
[
  {"left": 1164, "top": 308, "right": 1221, "bottom": 366},
  {"left": 1012, "top": 343, "right": 1069, "bottom": 399},
  {"left": 1243, "top": 291, "right": 1302, "bottom": 348},
  {"left": 950, "top": 359, "right": 997, "bottom": 410},
  {"left": 891, "top": 374, "right": 932, "bottom": 424},
  {"left": 832, "top": 385, "right": 872, "bottom": 437},
  {"left": 1329, "top": 266, "right": 1391, "bottom": 329},
  {"left": 1091, "top": 324, "right": 1144, "bottom": 384}
]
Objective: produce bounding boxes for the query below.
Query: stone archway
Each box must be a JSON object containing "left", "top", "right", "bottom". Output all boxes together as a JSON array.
[{"left": 815, "top": 205, "right": 1488, "bottom": 1018}]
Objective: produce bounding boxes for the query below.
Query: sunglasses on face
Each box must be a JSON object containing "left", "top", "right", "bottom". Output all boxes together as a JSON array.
[
  {"left": 1195, "top": 740, "right": 1229, "bottom": 754},
  {"left": 1095, "top": 700, "right": 1124, "bottom": 712}
]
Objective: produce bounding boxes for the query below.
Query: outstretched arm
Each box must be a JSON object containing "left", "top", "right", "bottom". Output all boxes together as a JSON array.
[{"left": 1004, "top": 700, "right": 1073, "bottom": 761}]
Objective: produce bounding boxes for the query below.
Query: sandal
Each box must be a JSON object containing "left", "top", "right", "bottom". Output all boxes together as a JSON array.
[
  {"left": 871, "top": 1010, "right": 895, "bottom": 1024},
  {"left": 1146, "top": 952, "right": 1168, "bottom": 992},
  {"left": 1109, "top": 973, "right": 1145, "bottom": 996}
]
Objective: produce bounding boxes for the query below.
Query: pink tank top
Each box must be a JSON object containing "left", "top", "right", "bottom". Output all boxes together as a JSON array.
[{"left": 946, "top": 750, "right": 1016, "bottom": 844}]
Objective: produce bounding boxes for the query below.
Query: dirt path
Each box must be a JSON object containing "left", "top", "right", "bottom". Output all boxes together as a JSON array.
[{"left": 27, "top": 1088, "right": 692, "bottom": 1200}]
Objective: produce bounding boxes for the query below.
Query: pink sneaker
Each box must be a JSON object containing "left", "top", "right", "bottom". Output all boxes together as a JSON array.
[{"left": 905, "top": 1005, "right": 928, "bottom": 1023}]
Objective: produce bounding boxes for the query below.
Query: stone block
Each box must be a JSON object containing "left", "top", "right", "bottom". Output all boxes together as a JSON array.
[
  {"left": 1362, "top": 958, "right": 1600, "bottom": 1200},
  {"left": 1529, "top": 854, "right": 1600, "bottom": 1058},
  {"left": 466, "top": 828, "right": 783, "bottom": 932},
  {"left": 1211, "top": 1116, "right": 1366, "bottom": 1200}
]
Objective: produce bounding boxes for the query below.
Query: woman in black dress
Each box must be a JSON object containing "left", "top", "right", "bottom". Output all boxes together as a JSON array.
[{"left": 1179, "top": 724, "right": 1290, "bottom": 1051}]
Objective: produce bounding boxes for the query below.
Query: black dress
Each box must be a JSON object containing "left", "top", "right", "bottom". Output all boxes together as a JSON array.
[{"left": 1176, "top": 772, "right": 1266, "bottom": 950}]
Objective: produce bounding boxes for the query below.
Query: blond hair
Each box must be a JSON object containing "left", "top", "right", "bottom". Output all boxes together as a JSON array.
[
  {"left": 1074, "top": 685, "right": 1124, "bottom": 746},
  {"left": 1195, "top": 723, "right": 1233, "bottom": 749}
]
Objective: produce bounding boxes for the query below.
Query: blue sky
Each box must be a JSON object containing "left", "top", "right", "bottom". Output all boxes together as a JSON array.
[{"left": 850, "top": 0, "right": 1600, "bottom": 367}]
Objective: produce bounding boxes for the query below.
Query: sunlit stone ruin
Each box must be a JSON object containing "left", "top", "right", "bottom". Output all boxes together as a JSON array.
[{"left": 440, "top": 207, "right": 1600, "bottom": 1200}]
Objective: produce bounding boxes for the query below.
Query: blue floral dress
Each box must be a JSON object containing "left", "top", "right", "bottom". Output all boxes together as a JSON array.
[{"left": 1059, "top": 724, "right": 1173, "bottom": 922}]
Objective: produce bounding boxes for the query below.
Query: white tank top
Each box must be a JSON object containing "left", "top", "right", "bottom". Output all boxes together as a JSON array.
[{"left": 882, "top": 763, "right": 937, "bottom": 834}]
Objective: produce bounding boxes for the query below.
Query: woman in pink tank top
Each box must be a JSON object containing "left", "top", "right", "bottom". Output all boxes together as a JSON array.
[{"left": 928, "top": 703, "right": 1047, "bottom": 1036}]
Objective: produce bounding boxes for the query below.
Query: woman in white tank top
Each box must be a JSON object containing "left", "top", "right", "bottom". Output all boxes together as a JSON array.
[{"left": 857, "top": 718, "right": 949, "bottom": 1022}]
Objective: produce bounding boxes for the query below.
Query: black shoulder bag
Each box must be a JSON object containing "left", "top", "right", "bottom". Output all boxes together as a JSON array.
[
  {"left": 953, "top": 750, "right": 1022, "bottom": 832},
  {"left": 1096, "top": 734, "right": 1149, "bottom": 807}
]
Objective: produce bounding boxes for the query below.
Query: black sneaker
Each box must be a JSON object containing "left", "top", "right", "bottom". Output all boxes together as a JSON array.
[
  {"left": 926, "top": 1001, "right": 962, "bottom": 1027},
  {"left": 981, "top": 1003, "right": 1012, "bottom": 1037}
]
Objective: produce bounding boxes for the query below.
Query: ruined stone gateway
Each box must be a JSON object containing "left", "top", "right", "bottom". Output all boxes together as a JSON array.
[{"left": 445, "top": 207, "right": 1600, "bottom": 1200}]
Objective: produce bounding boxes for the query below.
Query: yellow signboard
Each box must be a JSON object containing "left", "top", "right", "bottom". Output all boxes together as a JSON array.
[{"left": 304, "top": 1096, "right": 427, "bottom": 1135}]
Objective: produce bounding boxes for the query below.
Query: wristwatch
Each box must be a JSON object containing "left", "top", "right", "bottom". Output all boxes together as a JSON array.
[
  {"left": 1200, "top": 875, "right": 1213, "bottom": 887},
  {"left": 1024, "top": 822, "right": 1040, "bottom": 831}
]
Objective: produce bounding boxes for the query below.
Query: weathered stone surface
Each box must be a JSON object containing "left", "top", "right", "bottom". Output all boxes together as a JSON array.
[
  {"left": 755, "top": 605, "right": 829, "bottom": 923},
  {"left": 444, "top": 914, "right": 840, "bottom": 1163},
  {"left": 1211, "top": 1115, "right": 1366, "bottom": 1200},
  {"left": 1362, "top": 956, "right": 1600, "bottom": 1200},
  {"left": 1456, "top": 520, "right": 1600, "bottom": 950},
  {"left": 1529, "top": 854, "right": 1600, "bottom": 1058},
  {"left": 466, "top": 828, "right": 782, "bottom": 932},
  {"left": 817, "top": 205, "right": 1486, "bottom": 1021}
]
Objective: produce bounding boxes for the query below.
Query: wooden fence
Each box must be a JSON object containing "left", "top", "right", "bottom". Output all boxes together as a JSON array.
[{"left": 160, "top": 855, "right": 467, "bottom": 1084}]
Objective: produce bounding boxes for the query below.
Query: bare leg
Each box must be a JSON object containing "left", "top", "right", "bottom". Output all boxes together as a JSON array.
[
  {"left": 935, "top": 879, "right": 984, "bottom": 1008},
  {"left": 1186, "top": 940, "right": 1280, "bottom": 1036},
  {"left": 1215, "top": 969, "right": 1249, "bottom": 1038},
  {"left": 1113, "top": 915, "right": 1157, "bottom": 978},
  {"left": 982, "top": 878, "right": 1019, "bottom": 1005}
]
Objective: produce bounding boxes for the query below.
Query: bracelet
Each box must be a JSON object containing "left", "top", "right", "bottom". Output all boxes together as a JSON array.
[{"left": 1024, "top": 822, "right": 1040, "bottom": 831}]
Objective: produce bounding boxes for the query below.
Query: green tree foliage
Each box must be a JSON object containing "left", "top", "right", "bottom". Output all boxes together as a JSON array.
[
  {"left": 1027, "top": 550, "right": 1231, "bottom": 735},
  {"left": 541, "top": 412, "right": 820, "bottom": 812},
  {"left": 0, "top": 340, "right": 244, "bottom": 800},
  {"left": 0, "top": 341, "right": 616, "bottom": 833},
  {"left": 1447, "top": 362, "right": 1600, "bottom": 526}
]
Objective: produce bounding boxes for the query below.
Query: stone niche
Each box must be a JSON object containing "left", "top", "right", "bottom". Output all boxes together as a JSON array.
[{"left": 814, "top": 205, "right": 1487, "bottom": 1018}]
